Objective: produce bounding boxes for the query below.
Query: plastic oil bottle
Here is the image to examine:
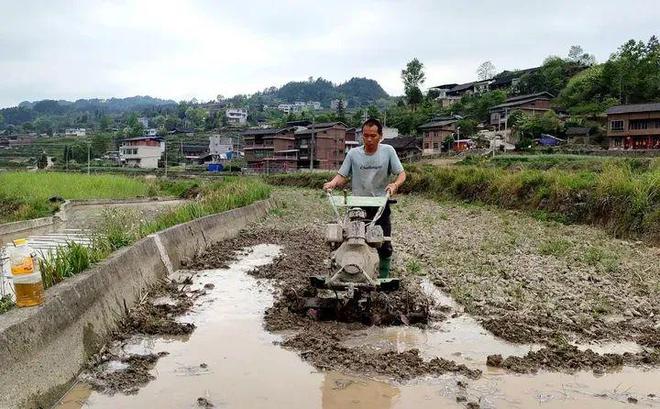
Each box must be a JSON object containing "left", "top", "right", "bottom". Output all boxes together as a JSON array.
[{"left": 10, "top": 239, "right": 44, "bottom": 307}]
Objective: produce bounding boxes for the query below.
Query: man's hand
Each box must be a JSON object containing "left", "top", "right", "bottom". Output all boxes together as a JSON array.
[
  {"left": 323, "top": 181, "right": 336, "bottom": 192},
  {"left": 386, "top": 183, "right": 398, "bottom": 196}
]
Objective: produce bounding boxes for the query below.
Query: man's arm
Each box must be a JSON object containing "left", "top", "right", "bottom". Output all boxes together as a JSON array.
[
  {"left": 385, "top": 145, "right": 406, "bottom": 195},
  {"left": 323, "top": 174, "right": 348, "bottom": 191},
  {"left": 386, "top": 171, "right": 406, "bottom": 195}
]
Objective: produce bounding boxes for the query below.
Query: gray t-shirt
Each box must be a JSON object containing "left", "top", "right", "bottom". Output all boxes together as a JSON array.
[{"left": 338, "top": 144, "right": 404, "bottom": 197}]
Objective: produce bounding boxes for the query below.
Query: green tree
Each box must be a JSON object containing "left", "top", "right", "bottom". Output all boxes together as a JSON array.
[
  {"left": 125, "top": 113, "right": 144, "bottom": 137},
  {"left": 367, "top": 105, "right": 381, "bottom": 120},
  {"left": 91, "top": 133, "right": 112, "bottom": 158},
  {"left": 0, "top": 112, "right": 4, "bottom": 127},
  {"left": 185, "top": 107, "right": 208, "bottom": 130},
  {"left": 99, "top": 115, "right": 112, "bottom": 131},
  {"left": 401, "top": 58, "right": 426, "bottom": 109},
  {"left": 336, "top": 99, "right": 346, "bottom": 122},
  {"left": 350, "top": 109, "right": 365, "bottom": 128},
  {"left": 456, "top": 119, "right": 478, "bottom": 137}
]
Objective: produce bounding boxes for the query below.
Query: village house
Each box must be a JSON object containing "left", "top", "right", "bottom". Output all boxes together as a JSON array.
[
  {"left": 208, "top": 135, "right": 235, "bottom": 160},
  {"left": 294, "top": 122, "right": 347, "bottom": 170},
  {"left": 241, "top": 127, "right": 297, "bottom": 172},
  {"left": 607, "top": 103, "right": 660, "bottom": 150},
  {"left": 181, "top": 144, "right": 209, "bottom": 164},
  {"left": 225, "top": 108, "right": 248, "bottom": 126},
  {"left": 64, "top": 128, "right": 86, "bottom": 137},
  {"left": 384, "top": 136, "right": 422, "bottom": 161},
  {"left": 419, "top": 117, "right": 460, "bottom": 154},
  {"left": 489, "top": 92, "right": 554, "bottom": 130},
  {"left": 119, "top": 136, "right": 165, "bottom": 168}
]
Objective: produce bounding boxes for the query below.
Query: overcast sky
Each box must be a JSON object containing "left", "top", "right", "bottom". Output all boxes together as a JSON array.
[{"left": 1, "top": 0, "right": 658, "bottom": 108}]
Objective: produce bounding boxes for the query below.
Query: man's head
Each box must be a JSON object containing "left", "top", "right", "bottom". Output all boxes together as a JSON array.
[{"left": 362, "top": 118, "right": 383, "bottom": 152}]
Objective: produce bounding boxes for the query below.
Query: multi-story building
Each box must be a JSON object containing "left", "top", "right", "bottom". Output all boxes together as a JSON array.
[
  {"left": 209, "top": 136, "right": 235, "bottom": 159},
  {"left": 225, "top": 108, "right": 248, "bottom": 126},
  {"left": 294, "top": 122, "right": 347, "bottom": 170},
  {"left": 489, "top": 92, "right": 553, "bottom": 130},
  {"left": 607, "top": 103, "right": 660, "bottom": 150},
  {"left": 137, "top": 117, "right": 149, "bottom": 128},
  {"left": 419, "top": 117, "right": 460, "bottom": 154},
  {"left": 119, "top": 136, "right": 165, "bottom": 168},
  {"left": 241, "top": 128, "right": 297, "bottom": 172}
]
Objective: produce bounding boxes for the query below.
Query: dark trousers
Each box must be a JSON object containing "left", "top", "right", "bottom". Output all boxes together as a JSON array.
[{"left": 365, "top": 203, "right": 393, "bottom": 259}]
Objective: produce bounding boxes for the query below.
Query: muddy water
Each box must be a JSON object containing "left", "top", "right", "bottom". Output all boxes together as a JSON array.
[{"left": 56, "top": 245, "right": 660, "bottom": 409}]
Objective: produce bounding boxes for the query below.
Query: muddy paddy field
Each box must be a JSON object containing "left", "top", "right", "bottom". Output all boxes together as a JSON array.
[{"left": 57, "top": 188, "right": 659, "bottom": 409}]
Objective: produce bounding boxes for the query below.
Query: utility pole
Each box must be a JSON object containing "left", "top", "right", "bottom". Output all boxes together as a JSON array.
[
  {"left": 164, "top": 140, "right": 168, "bottom": 178},
  {"left": 87, "top": 142, "right": 91, "bottom": 175},
  {"left": 309, "top": 114, "right": 315, "bottom": 170}
]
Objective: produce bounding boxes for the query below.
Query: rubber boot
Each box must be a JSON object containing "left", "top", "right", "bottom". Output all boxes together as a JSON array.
[{"left": 378, "top": 257, "right": 391, "bottom": 279}]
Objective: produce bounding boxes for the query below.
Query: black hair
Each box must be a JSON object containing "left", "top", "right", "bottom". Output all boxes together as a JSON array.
[{"left": 362, "top": 118, "right": 383, "bottom": 135}]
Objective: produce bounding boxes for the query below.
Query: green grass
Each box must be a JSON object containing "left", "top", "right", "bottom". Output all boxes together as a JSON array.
[
  {"left": 0, "top": 172, "right": 200, "bottom": 223},
  {"left": 539, "top": 239, "right": 571, "bottom": 256},
  {"left": 2, "top": 177, "right": 271, "bottom": 314},
  {"left": 406, "top": 259, "right": 423, "bottom": 275},
  {"left": 140, "top": 177, "right": 270, "bottom": 235},
  {"left": 0, "top": 295, "right": 15, "bottom": 314}
]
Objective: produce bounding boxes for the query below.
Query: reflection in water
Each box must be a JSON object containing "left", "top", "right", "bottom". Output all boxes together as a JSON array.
[
  {"left": 54, "top": 246, "right": 660, "bottom": 409},
  {"left": 321, "top": 372, "right": 400, "bottom": 409}
]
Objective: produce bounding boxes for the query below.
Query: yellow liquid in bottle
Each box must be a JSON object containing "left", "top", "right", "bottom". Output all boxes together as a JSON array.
[{"left": 15, "top": 281, "right": 44, "bottom": 307}]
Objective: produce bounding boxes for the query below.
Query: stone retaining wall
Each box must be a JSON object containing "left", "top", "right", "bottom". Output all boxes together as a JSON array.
[{"left": 0, "top": 198, "right": 273, "bottom": 409}]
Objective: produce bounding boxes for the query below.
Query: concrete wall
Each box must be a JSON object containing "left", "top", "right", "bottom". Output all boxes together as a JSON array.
[{"left": 0, "top": 198, "right": 273, "bottom": 409}]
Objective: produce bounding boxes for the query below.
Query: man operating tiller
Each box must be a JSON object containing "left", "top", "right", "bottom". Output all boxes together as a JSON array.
[{"left": 323, "top": 118, "right": 406, "bottom": 279}]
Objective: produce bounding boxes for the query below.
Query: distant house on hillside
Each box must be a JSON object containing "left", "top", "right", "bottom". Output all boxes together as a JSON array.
[
  {"left": 489, "top": 92, "right": 554, "bottom": 130},
  {"left": 606, "top": 103, "right": 660, "bottom": 150},
  {"left": 119, "top": 136, "right": 164, "bottom": 168},
  {"left": 64, "top": 128, "right": 86, "bottom": 137},
  {"left": 225, "top": 108, "right": 248, "bottom": 126},
  {"left": 419, "top": 117, "right": 460, "bottom": 154}
]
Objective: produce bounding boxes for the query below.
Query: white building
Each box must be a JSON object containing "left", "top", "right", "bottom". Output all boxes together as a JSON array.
[
  {"left": 209, "top": 136, "right": 234, "bottom": 159},
  {"left": 225, "top": 109, "right": 248, "bottom": 125},
  {"left": 382, "top": 127, "right": 399, "bottom": 140},
  {"left": 277, "top": 101, "right": 321, "bottom": 114},
  {"left": 119, "top": 137, "right": 165, "bottom": 169},
  {"left": 64, "top": 128, "right": 86, "bottom": 137},
  {"left": 137, "top": 117, "right": 149, "bottom": 128},
  {"left": 330, "top": 99, "right": 348, "bottom": 110},
  {"left": 146, "top": 128, "right": 158, "bottom": 136}
]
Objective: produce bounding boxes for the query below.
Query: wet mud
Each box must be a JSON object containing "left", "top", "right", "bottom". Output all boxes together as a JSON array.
[
  {"left": 81, "top": 276, "right": 206, "bottom": 394},
  {"left": 487, "top": 343, "right": 660, "bottom": 374},
  {"left": 190, "top": 227, "right": 474, "bottom": 380}
]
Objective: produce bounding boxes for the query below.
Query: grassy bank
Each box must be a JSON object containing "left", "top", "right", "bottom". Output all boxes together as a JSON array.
[
  {"left": 0, "top": 172, "right": 196, "bottom": 223},
  {"left": 464, "top": 154, "right": 659, "bottom": 173},
  {"left": 33, "top": 177, "right": 269, "bottom": 291},
  {"left": 263, "top": 162, "right": 659, "bottom": 243}
]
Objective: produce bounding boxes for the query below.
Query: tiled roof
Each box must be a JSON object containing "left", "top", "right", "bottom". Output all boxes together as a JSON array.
[{"left": 606, "top": 103, "right": 660, "bottom": 114}]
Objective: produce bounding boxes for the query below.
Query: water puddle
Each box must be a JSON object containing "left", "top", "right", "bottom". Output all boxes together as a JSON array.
[{"left": 55, "top": 246, "right": 660, "bottom": 409}]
